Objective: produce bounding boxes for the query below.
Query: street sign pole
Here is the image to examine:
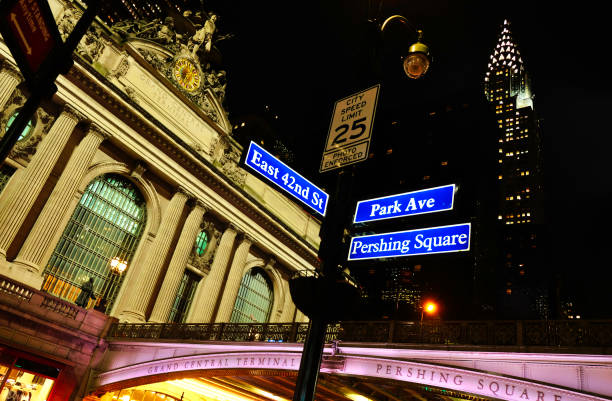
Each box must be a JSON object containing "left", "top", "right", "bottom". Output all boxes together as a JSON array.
[
  {"left": 0, "top": 0, "right": 100, "bottom": 164},
  {"left": 292, "top": 167, "right": 355, "bottom": 401},
  {"left": 292, "top": 84, "right": 382, "bottom": 401}
]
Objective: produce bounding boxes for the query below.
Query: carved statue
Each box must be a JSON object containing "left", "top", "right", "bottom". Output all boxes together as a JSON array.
[
  {"left": 189, "top": 14, "right": 217, "bottom": 57},
  {"left": 156, "top": 17, "right": 176, "bottom": 44},
  {"left": 57, "top": 5, "right": 79, "bottom": 41},
  {"left": 109, "top": 9, "right": 231, "bottom": 121}
]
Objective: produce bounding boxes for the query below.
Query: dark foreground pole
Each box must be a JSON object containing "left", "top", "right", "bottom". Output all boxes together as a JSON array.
[
  {"left": 291, "top": 169, "right": 355, "bottom": 401},
  {"left": 292, "top": 316, "right": 328, "bottom": 401}
]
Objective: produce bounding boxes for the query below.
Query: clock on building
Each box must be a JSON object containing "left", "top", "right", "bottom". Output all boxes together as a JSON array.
[{"left": 172, "top": 58, "right": 201, "bottom": 92}]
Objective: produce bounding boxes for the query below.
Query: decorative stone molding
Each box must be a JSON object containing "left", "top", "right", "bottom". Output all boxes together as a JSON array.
[
  {"left": 110, "top": 57, "right": 130, "bottom": 80},
  {"left": 130, "top": 162, "right": 147, "bottom": 180},
  {"left": 187, "top": 219, "right": 220, "bottom": 273},
  {"left": 218, "top": 143, "right": 246, "bottom": 187},
  {"left": 0, "top": 60, "right": 22, "bottom": 81},
  {"left": 56, "top": 3, "right": 82, "bottom": 41},
  {"left": 87, "top": 123, "right": 112, "bottom": 141},
  {"left": 241, "top": 233, "right": 255, "bottom": 245},
  {"left": 193, "top": 198, "right": 209, "bottom": 213},
  {"left": 124, "top": 86, "right": 139, "bottom": 104},
  {"left": 265, "top": 257, "right": 277, "bottom": 269},
  {"left": 9, "top": 107, "right": 55, "bottom": 161},
  {"left": 62, "top": 104, "right": 88, "bottom": 123},
  {"left": 177, "top": 185, "right": 196, "bottom": 199}
]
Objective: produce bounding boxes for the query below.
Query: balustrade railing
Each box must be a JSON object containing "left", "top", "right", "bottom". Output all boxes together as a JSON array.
[
  {"left": 0, "top": 275, "right": 34, "bottom": 301},
  {"left": 107, "top": 319, "right": 612, "bottom": 351},
  {"left": 0, "top": 274, "right": 80, "bottom": 319}
]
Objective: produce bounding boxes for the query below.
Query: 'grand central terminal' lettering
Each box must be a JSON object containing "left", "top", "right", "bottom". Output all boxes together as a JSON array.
[{"left": 146, "top": 355, "right": 298, "bottom": 375}]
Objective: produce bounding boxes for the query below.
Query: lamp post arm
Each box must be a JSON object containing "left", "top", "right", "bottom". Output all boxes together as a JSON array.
[{"left": 380, "top": 14, "right": 418, "bottom": 33}]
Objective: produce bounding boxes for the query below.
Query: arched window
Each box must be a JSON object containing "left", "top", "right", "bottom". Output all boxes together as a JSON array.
[
  {"left": 5, "top": 110, "right": 34, "bottom": 141},
  {"left": 194, "top": 230, "right": 208, "bottom": 256},
  {"left": 42, "top": 174, "right": 146, "bottom": 311},
  {"left": 230, "top": 267, "right": 274, "bottom": 323}
]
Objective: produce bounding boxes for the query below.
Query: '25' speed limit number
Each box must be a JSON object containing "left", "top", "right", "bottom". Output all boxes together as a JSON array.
[{"left": 322, "top": 85, "right": 380, "bottom": 171}]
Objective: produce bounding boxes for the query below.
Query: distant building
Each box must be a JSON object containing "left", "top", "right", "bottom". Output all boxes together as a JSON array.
[
  {"left": 484, "top": 20, "right": 548, "bottom": 318},
  {"left": 347, "top": 95, "right": 496, "bottom": 320}
]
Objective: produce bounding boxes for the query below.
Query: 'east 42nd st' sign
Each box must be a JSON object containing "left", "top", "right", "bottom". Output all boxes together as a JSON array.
[
  {"left": 348, "top": 223, "right": 471, "bottom": 261},
  {"left": 244, "top": 141, "right": 329, "bottom": 217}
]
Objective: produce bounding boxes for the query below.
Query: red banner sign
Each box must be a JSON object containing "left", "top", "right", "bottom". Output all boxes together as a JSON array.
[{"left": 0, "top": 0, "right": 60, "bottom": 79}]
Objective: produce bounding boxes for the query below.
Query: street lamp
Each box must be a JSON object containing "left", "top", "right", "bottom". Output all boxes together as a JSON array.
[
  {"left": 109, "top": 256, "right": 128, "bottom": 274},
  {"left": 421, "top": 300, "right": 438, "bottom": 321},
  {"left": 96, "top": 257, "right": 128, "bottom": 313},
  {"left": 419, "top": 300, "right": 438, "bottom": 341},
  {"left": 380, "top": 15, "right": 431, "bottom": 79}
]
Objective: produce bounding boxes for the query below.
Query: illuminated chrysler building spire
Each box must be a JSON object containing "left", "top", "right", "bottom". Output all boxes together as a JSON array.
[
  {"left": 484, "top": 20, "right": 533, "bottom": 109},
  {"left": 482, "top": 19, "right": 547, "bottom": 318}
]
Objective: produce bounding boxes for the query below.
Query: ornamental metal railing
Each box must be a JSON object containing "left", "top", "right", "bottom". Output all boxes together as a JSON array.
[{"left": 107, "top": 320, "right": 612, "bottom": 351}]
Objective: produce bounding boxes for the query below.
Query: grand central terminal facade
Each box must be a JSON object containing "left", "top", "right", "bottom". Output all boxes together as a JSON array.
[{"left": 0, "top": 0, "right": 319, "bottom": 399}]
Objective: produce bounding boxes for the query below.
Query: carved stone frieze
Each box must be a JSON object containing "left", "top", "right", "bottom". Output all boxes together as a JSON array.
[{"left": 110, "top": 57, "right": 130, "bottom": 80}]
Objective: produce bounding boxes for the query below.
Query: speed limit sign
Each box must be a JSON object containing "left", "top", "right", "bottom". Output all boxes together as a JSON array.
[{"left": 320, "top": 84, "right": 380, "bottom": 172}]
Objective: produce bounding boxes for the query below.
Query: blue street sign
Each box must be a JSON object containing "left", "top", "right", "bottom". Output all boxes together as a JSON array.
[
  {"left": 353, "top": 184, "right": 455, "bottom": 224},
  {"left": 244, "top": 141, "right": 329, "bottom": 217},
  {"left": 348, "top": 223, "right": 471, "bottom": 261}
]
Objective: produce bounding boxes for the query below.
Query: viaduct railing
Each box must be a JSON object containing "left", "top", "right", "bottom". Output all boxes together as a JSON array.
[{"left": 107, "top": 320, "right": 612, "bottom": 353}]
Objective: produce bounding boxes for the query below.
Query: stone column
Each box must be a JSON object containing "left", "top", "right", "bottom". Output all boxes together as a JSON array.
[
  {"left": 279, "top": 279, "right": 296, "bottom": 322},
  {"left": 0, "top": 106, "right": 82, "bottom": 261},
  {"left": 186, "top": 224, "right": 237, "bottom": 323},
  {"left": 0, "top": 61, "right": 21, "bottom": 111},
  {"left": 117, "top": 189, "right": 188, "bottom": 322},
  {"left": 214, "top": 234, "right": 253, "bottom": 323},
  {"left": 295, "top": 309, "right": 309, "bottom": 323},
  {"left": 149, "top": 200, "right": 207, "bottom": 323},
  {"left": 13, "top": 124, "right": 110, "bottom": 274}
]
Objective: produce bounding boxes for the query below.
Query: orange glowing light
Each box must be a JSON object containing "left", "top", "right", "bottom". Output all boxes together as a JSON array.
[{"left": 424, "top": 301, "right": 437, "bottom": 314}]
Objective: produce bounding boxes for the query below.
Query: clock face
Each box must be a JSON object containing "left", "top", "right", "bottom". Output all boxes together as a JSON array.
[{"left": 173, "top": 58, "right": 201, "bottom": 92}]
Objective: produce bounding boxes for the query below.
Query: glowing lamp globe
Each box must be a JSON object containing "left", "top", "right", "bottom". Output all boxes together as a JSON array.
[
  {"left": 110, "top": 257, "right": 128, "bottom": 274},
  {"left": 403, "top": 30, "right": 431, "bottom": 79}
]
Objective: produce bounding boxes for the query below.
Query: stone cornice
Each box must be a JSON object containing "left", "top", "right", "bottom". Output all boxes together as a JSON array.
[{"left": 65, "top": 61, "right": 320, "bottom": 268}]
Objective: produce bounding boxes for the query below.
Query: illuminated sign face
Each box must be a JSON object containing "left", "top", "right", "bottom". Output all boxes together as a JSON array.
[
  {"left": 354, "top": 184, "right": 455, "bottom": 224},
  {"left": 244, "top": 141, "right": 329, "bottom": 217},
  {"left": 348, "top": 223, "right": 470, "bottom": 261}
]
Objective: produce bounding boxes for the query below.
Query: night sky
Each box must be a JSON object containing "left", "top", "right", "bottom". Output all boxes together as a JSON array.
[{"left": 142, "top": 1, "right": 610, "bottom": 315}]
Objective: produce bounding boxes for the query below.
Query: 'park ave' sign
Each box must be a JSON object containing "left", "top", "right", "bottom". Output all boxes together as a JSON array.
[{"left": 354, "top": 184, "right": 455, "bottom": 223}]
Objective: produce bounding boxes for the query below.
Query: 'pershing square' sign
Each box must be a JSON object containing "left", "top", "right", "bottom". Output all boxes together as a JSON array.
[
  {"left": 348, "top": 223, "right": 471, "bottom": 261},
  {"left": 244, "top": 141, "right": 329, "bottom": 217}
]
